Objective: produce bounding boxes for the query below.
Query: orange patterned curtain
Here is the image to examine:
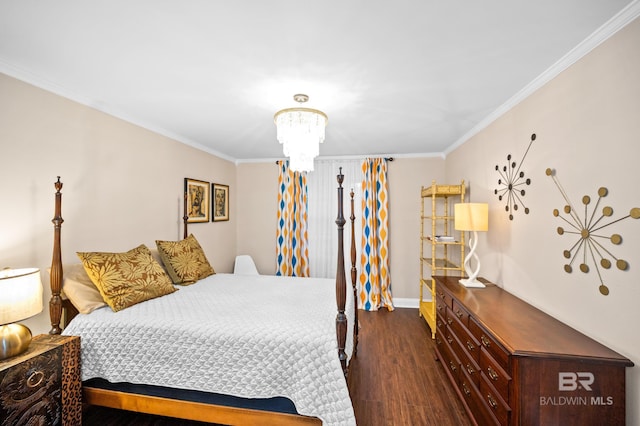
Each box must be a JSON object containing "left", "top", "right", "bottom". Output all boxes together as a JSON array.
[
  {"left": 276, "top": 160, "right": 309, "bottom": 277},
  {"left": 359, "top": 158, "right": 394, "bottom": 311}
]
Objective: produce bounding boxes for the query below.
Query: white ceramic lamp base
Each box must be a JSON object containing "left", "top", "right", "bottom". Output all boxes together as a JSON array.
[{"left": 459, "top": 230, "right": 486, "bottom": 288}]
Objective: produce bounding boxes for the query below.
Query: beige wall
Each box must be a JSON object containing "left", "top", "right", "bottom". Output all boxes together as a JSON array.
[
  {"left": 236, "top": 162, "right": 279, "bottom": 274},
  {"left": 446, "top": 17, "right": 640, "bottom": 424},
  {"left": 0, "top": 73, "right": 237, "bottom": 335}
]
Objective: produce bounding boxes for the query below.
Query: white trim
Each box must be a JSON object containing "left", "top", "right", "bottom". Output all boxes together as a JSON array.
[
  {"left": 393, "top": 298, "right": 419, "bottom": 309},
  {"left": 0, "top": 58, "right": 236, "bottom": 163},
  {"left": 445, "top": 0, "right": 640, "bottom": 156}
]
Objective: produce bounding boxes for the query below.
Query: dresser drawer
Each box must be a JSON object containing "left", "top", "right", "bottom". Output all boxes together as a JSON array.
[
  {"left": 459, "top": 367, "right": 501, "bottom": 426},
  {"left": 469, "top": 317, "right": 510, "bottom": 371},
  {"left": 437, "top": 329, "right": 461, "bottom": 385},
  {"left": 436, "top": 293, "right": 448, "bottom": 318},
  {"left": 436, "top": 284, "right": 453, "bottom": 309},
  {"left": 451, "top": 299, "right": 469, "bottom": 325},
  {"left": 450, "top": 330, "right": 481, "bottom": 388},
  {"left": 480, "top": 372, "right": 511, "bottom": 426},
  {"left": 480, "top": 347, "right": 511, "bottom": 403},
  {"left": 448, "top": 309, "right": 480, "bottom": 364}
]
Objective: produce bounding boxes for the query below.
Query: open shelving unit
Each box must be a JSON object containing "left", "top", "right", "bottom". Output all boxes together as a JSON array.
[{"left": 419, "top": 180, "right": 466, "bottom": 338}]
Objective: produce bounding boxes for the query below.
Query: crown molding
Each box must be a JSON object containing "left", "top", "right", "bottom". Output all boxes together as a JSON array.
[{"left": 445, "top": 0, "right": 640, "bottom": 157}]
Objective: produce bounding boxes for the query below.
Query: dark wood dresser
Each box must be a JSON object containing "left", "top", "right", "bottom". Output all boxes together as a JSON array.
[
  {"left": 432, "top": 275, "right": 633, "bottom": 426},
  {"left": 0, "top": 334, "right": 81, "bottom": 425}
]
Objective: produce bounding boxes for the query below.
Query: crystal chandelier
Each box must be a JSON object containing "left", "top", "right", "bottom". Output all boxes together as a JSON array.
[{"left": 274, "top": 94, "right": 328, "bottom": 172}]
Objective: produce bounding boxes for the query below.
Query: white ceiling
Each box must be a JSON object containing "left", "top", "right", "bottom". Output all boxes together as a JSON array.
[{"left": 0, "top": 1, "right": 637, "bottom": 162}]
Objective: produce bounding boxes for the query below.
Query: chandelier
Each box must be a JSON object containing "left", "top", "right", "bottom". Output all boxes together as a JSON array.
[{"left": 274, "top": 94, "right": 328, "bottom": 172}]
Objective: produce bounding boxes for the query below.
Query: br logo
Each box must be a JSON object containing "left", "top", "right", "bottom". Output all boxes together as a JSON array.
[{"left": 558, "top": 372, "right": 595, "bottom": 391}]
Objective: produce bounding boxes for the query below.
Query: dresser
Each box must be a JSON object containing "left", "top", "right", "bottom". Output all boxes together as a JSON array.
[
  {"left": 433, "top": 275, "right": 633, "bottom": 426},
  {"left": 0, "top": 334, "right": 81, "bottom": 425}
]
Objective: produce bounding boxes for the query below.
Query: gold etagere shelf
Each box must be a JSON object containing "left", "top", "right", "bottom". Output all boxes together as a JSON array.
[{"left": 419, "top": 180, "right": 466, "bottom": 338}]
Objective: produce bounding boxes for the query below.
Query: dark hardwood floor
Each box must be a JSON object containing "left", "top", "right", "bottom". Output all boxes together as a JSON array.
[{"left": 83, "top": 308, "right": 471, "bottom": 425}]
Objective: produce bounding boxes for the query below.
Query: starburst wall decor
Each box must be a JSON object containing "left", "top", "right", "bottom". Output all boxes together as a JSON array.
[
  {"left": 546, "top": 168, "right": 640, "bottom": 295},
  {"left": 494, "top": 133, "right": 536, "bottom": 220}
]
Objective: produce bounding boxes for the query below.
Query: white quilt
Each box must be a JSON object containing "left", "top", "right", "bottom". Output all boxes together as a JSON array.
[{"left": 63, "top": 273, "right": 356, "bottom": 425}]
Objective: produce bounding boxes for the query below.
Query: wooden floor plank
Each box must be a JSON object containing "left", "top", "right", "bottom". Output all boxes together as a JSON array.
[{"left": 83, "top": 308, "right": 471, "bottom": 425}]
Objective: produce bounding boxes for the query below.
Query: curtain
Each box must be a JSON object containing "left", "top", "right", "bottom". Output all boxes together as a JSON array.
[
  {"left": 275, "top": 160, "right": 309, "bottom": 277},
  {"left": 307, "top": 159, "right": 363, "bottom": 279},
  {"left": 359, "top": 158, "right": 394, "bottom": 311}
]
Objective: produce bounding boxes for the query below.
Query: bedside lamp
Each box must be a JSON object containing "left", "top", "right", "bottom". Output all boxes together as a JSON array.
[
  {"left": 455, "top": 203, "right": 489, "bottom": 288},
  {"left": 0, "top": 268, "right": 43, "bottom": 360}
]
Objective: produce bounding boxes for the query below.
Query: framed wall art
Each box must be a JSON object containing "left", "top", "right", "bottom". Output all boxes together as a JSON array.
[
  {"left": 184, "top": 178, "right": 210, "bottom": 223},
  {"left": 212, "top": 183, "right": 229, "bottom": 222}
]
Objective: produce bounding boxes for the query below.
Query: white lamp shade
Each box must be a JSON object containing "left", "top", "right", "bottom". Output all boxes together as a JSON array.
[
  {"left": 0, "top": 268, "right": 43, "bottom": 325},
  {"left": 455, "top": 203, "right": 489, "bottom": 232}
]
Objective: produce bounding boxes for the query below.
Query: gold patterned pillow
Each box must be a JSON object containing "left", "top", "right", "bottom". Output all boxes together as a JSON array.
[
  {"left": 77, "top": 244, "right": 177, "bottom": 312},
  {"left": 155, "top": 234, "right": 215, "bottom": 285}
]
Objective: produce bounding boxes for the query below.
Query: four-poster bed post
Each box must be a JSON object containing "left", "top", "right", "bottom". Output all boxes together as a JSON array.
[
  {"left": 335, "top": 169, "right": 347, "bottom": 377},
  {"left": 349, "top": 187, "right": 358, "bottom": 355},
  {"left": 49, "top": 176, "right": 64, "bottom": 335}
]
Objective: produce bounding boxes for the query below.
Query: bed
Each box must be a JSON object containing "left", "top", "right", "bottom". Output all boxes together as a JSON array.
[{"left": 47, "top": 171, "right": 359, "bottom": 426}]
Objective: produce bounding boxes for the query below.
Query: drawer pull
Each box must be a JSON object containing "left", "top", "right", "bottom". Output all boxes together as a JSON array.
[
  {"left": 462, "top": 383, "right": 471, "bottom": 396},
  {"left": 466, "top": 340, "right": 475, "bottom": 351},
  {"left": 449, "top": 361, "right": 457, "bottom": 372},
  {"left": 487, "top": 394, "right": 498, "bottom": 409},
  {"left": 447, "top": 337, "right": 453, "bottom": 344},
  {"left": 435, "top": 337, "right": 442, "bottom": 345},
  {"left": 447, "top": 318, "right": 453, "bottom": 325},
  {"left": 481, "top": 336, "right": 491, "bottom": 348},
  {"left": 27, "top": 370, "right": 45, "bottom": 388},
  {"left": 455, "top": 310, "right": 464, "bottom": 319},
  {"left": 487, "top": 366, "right": 499, "bottom": 381},
  {"left": 466, "top": 364, "right": 475, "bottom": 375}
]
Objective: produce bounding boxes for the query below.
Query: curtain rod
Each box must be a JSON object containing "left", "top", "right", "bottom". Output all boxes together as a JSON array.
[{"left": 275, "top": 157, "right": 394, "bottom": 165}]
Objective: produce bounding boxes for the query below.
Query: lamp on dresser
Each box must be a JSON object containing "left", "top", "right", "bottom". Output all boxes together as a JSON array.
[
  {"left": 454, "top": 203, "right": 488, "bottom": 288},
  {"left": 0, "top": 267, "right": 43, "bottom": 359}
]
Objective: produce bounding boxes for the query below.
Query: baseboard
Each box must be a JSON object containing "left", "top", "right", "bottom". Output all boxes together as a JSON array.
[{"left": 393, "top": 298, "right": 419, "bottom": 309}]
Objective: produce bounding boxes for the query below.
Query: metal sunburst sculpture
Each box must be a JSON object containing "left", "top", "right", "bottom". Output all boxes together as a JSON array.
[
  {"left": 495, "top": 133, "right": 535, "bottom": 220},
  {"left": 546, "top": 168, "right": 640, "bottom": 295}
]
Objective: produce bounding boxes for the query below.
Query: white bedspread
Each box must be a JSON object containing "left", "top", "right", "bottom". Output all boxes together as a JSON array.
[{"left": 63, "top": 273, "right": 355, "bottom": 425}]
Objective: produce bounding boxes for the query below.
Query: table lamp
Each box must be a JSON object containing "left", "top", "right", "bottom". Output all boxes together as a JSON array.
[
  {"left": 0, "top": 268, "right": 43, "bottom": 359},
  {"left": 455, "top": 203, "right": 489, "bottom": 288}
]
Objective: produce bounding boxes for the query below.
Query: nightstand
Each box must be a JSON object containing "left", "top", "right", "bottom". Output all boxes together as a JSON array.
[{"left": 0, "top": 334, "right": 81, "bottom": 425}]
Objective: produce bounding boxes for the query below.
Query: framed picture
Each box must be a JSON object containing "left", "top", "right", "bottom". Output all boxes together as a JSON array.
[
  {"left": 212, "top": 183, "right": 229, "bottom": 222},
  {"left": 184, "top": 178, "right": 210, "bottom": 223}
]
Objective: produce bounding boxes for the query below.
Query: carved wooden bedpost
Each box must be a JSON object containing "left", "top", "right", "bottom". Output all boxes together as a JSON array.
[
  {"left": 183, "top": 192, "right": 189, "bottom": 239},
  {"left": 49, "top": 177, "right": 64, "bottom": 335},
  {"left": 350, "top": 188, "right": 358, "bottom": 356},
  {"left": 335, "top": 169, "right": 348, "bottom": 377}
]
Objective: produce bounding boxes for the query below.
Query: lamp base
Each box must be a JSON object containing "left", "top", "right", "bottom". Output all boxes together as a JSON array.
[
  {"left": 459, "top": 278, "right": 486, "bottom": 288},
  {"left": 0, "top": 323, "right": 33, "bottom": 360}
]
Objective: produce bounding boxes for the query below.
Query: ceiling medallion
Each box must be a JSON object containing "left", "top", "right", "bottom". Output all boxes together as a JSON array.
[
  {"left": 274, "top": 94, "right": 328, "bottom": 173},
  {"left": 547, "top": 168, "right": 640, "bottom": 295},
  {"left": 494, "top": 133, "right": 536, "bottom": 220}
]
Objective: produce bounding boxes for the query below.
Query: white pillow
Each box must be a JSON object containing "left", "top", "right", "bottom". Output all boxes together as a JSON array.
[{"left": 62, "top": 263, "right": 107, "bottom": 314}]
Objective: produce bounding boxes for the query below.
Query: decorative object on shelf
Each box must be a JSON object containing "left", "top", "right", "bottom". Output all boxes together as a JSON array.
[
  {"left": 274, "top": 94, "right": 328, "bottom": 173},
  {"left": 546, "top": 168, "right": 639, "bottom": 295},
  {"left": 212, "top": 183, "right": 229, "bottom": 222},
  {"left": 454, "top": 203, "right": 489, "bottom": 288},
  {"left": 184, "top": 178, "right": 210, "bottom": 223},
  {"left": 0, "top": 268, "right": 43, "bottom": 359},
  {"left": 494, "top": 133, "right": 535, "bottom": 220}
]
